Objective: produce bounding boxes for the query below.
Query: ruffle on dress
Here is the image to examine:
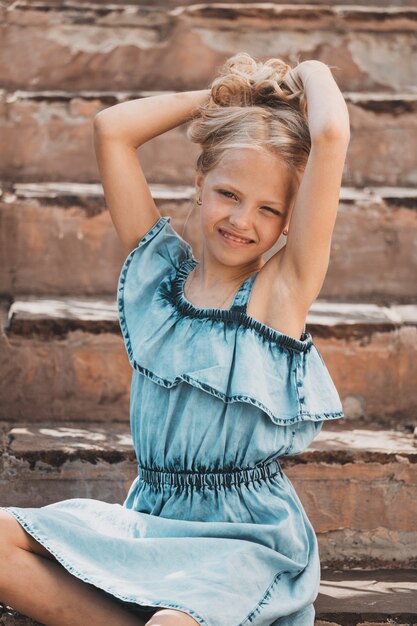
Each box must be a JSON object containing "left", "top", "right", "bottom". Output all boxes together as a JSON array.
[{"left": 117, "top": 216, "right": 344, "bottom": 427}]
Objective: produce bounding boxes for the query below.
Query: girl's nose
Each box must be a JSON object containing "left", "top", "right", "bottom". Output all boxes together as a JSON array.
[{"left": 228, "top": 205, "right": 252, "bottom": 229}]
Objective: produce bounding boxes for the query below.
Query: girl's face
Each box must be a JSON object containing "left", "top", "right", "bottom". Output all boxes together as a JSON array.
[{"left": 195, "top": 148, "right": 293, "bottom": 268}]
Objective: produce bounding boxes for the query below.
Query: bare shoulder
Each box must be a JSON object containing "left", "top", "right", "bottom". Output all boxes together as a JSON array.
[{"left": 246, "top": 250, "right": 312, "bottom": 341}]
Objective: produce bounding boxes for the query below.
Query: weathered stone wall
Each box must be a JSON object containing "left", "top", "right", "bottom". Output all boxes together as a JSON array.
[
  {"left": 1, "top": 5, "right": 416, "bottom": 92},
  {"left": 1, "top": 1, "right": 417, "bottom": 622}
]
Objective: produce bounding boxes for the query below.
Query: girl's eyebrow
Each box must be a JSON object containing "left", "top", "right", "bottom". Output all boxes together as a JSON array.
[{"left": 215, "top": 181, "right": 285, "bottom": 206}]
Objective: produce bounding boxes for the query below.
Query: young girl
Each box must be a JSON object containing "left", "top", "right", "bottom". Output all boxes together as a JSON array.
[{"left": 0, "top": 53, "right": 350, "bottom": 626}]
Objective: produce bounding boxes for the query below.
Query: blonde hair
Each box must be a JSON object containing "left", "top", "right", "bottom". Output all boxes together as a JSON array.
[{"left": 187, "top": 52, "right": 314, "bottom": 200}]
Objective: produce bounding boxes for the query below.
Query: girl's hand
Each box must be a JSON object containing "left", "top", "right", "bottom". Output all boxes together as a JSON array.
[
  {"left": 284, "top": 60, "right": 349, "bottom": 140},
  {"left": 287, "top": 60, "right": 333, "bottom": 91}
]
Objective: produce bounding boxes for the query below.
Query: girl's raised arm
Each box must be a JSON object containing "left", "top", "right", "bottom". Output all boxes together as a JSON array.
[
  {"left": 93, "top": 90, "right": 210, "bottom": 254},
  {"left": 277, "top": 61, "right": 350, "bottom": 308}
]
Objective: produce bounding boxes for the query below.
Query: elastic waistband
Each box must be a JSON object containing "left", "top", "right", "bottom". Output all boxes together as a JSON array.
[{"left": 137, "top": 457, "right": 282, "bottom": 489}]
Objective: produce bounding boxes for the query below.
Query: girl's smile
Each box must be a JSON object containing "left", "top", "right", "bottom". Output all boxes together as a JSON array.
[{"left": 218, "top": 227, "right": 255, "bottom": 246}]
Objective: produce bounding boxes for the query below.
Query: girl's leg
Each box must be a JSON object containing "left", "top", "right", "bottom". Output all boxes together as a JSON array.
[
  {"left": 0, "top": 510, "right": 147, "bottom": 626},
  {"left": 146, "top": 609, "right": 200, "bottom": 625}
]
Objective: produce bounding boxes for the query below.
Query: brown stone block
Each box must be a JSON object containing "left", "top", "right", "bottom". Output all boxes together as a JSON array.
[
  {"left": 346, "top": 95, "right": 417, "bottom": 187},
  {"left": 316, "top": 325, "right": 417, "bottom": 422},
  {"left": 0, "top": 200, "right": 122, "bottom": 295},
  {"left": 0, "top": 422, "right": 136, "bottom": 507},
  {"left": 317, "top": 527, "right": 417, "bottom": 568},
  {"left": 315, "top": 568, "right": 417, "bottom": 620},
  {"left": 289, "top": 430, "right": 417, "bottom": 565},
  {"left": 23, "top": 0, "right": 417, "bottom": 6},
  {"left": 2, "top": 456, "right": 136, "bottom": 507},
  {"left": 0, "top": 91, "right": 196, "bottom": 184},
  {"left": 1, "top": 185, "right": 416, "bottom": 300},
  {"left": 1, "top": 91, "right": 416, "bottom": 186},
  {"left": 0, "top": 329, "right": 131, "bottom": 421},
  {"left": 286, "top": 460, "right": 417, "bottom": 532},
  {"left": 1, "top": 5, "right": 416, "bottom": 92},
  {"left": 0, "top": 188, "right": 197, "bottom": 295},
  {"left": 324, "top": 189, "right": 417, "bottom": 300}
]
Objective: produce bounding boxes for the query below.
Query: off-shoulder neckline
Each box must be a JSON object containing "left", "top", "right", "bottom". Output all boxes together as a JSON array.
[
  {"left": 172, "top": 258, "right": 313, "bottom": 353},
  {"left": 179, "top": 257, "right": 259, "bottom": 313}
]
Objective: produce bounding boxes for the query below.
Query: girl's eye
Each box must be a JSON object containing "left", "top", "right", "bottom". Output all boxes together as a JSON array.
[
  {"left": 262, "top": 207, "right": 281, "bottom": 216},
  {"left": 220, "top": 190, "right": 236, "bottom": 199},
  {"left": 219, "top": 191, "right": 281, "bottom": 216}
]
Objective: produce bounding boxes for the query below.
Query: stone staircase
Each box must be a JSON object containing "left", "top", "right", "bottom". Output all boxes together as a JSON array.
[{"left": 1, "top": 1, "right": 416, "bottom": 625}]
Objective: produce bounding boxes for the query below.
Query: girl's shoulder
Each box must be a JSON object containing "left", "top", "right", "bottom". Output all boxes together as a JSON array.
[{"left": 119, "top": 214, "right": 191, "bottom": 277}]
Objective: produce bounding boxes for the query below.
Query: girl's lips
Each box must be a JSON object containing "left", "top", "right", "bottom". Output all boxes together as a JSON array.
[{"left": 218, "top": 228, "right": 254, "bottom": 246}]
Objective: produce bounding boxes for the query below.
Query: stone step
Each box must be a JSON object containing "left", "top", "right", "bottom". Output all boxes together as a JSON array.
[
  {"left": 1, "top": 89, "right": 416, "bottom": 186},
  {"left": 1, "top": 422, "right": 416, "bottom": 569},
  {"left": 19, "top": 0, "right": 417, "bottom": 6},
  {"left": 0, "top": 295, "right": 416, "bottom": 424},
  {"left": 2, "top": 4, "right": 416, "bottom": 93},
  {"left": 315, "top": 569, "right": 417, "bottom": 625},
  {"left": 1, "top": 183, "right": 416, "bottom": 300},
  {"left": 2, "top": 569, "right": 417, "bottom": 625}
]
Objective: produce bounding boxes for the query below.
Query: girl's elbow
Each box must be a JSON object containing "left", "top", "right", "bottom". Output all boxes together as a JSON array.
[
  {"left": 93, "top": 111, "right": 112, "bottom": 134},
  {"left": 314, "top": 124, "right": 350, "bottom": 144}
]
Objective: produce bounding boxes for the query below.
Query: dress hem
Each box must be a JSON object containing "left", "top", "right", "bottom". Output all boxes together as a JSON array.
[
  {"left": 239, "top": 567, "right": 309, "bottom": 625},
  {"left": 1, "top": 507, "right": 211, "bottom": 626}
]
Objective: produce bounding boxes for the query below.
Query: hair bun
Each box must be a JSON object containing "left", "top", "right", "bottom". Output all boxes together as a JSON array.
[
  {"left": 210, "top": 52, "right": 302, "bottom": 111},
  {"left": 186, "top": 51, "right": 311, "bottom": 186}
]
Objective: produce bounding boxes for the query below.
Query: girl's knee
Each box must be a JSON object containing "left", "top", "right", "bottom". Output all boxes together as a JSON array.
[
  {"left": 0, "top": 511, "right": 24, "bottom": 555},
  {"left": 145, "top": 608, "right": 200, "bottom": 625},
  {"left": 0, "top": 511, "right": 53, "bottom": 559},
  {"left": 0, "top": 511, "right": 24, "bottom": 594}
]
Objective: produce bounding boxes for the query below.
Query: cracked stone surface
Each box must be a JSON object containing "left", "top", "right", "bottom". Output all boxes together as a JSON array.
[
  {"left": 1, "top": 90, "right": 416, "bottom": 186},
  {"left": 0, "top": 186, "right": 416, "bottom": 298},
  {"left": 2, "top": 4, "right": 416, "bottom": 93}
]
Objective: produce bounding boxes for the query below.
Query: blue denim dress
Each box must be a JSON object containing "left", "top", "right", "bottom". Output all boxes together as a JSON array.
[{"left": 2, "top": 216, "right": 344, "bottom": 626}]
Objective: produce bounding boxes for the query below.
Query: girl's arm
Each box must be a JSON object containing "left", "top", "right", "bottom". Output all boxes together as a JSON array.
[
  {"left": 274, "top": 61, "right": 351, "bottom": 308},
  {"left": 291, "top": 60, "right": 350, "bottom": 140},
  {"left": 94, "top": 90, "right": 210, "bottom": 254}
]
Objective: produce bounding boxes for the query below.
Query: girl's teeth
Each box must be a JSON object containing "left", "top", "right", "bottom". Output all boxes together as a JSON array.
[{"left": 222, "top": 230, "right": 251, "bottom": 243}]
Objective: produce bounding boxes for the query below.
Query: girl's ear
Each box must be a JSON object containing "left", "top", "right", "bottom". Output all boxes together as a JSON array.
[{"left": 195, "top": 170, "right": 204, "bottom": 195}]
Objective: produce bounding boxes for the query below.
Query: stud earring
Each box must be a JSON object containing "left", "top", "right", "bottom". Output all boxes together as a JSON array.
[{"left": 283, "top": 229, "right": 288, "bottom": 236}]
